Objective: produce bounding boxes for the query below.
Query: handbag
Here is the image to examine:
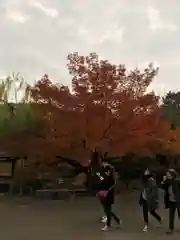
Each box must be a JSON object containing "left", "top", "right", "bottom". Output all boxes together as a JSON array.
[
  {"left": 96, "top": 190, "right": 108, "bottom": 198},
  {"left": 96, "top": 183, "right": 115, "bottom": 198}
]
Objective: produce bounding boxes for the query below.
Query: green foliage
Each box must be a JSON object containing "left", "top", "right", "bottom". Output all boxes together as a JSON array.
[
  {"left": 161, "top": 91, "right": 180, "bottom": 128},
  {"left": 0, "top": 103, "right": 40, "bottom": 138},
  {"left": 0, "top": 72, "right": 36, "bottom": 138}
]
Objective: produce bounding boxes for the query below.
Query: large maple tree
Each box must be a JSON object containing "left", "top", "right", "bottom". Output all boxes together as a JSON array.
[{"left": 29, "top": 53, "right": 172, "bottom": 165}]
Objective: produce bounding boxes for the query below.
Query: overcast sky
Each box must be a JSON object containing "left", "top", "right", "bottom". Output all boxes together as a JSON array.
[{"left": 0, "top": 0, "right": 180, "bottom": 95}]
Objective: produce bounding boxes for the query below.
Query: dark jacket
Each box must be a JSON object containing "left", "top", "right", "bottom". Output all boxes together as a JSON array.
[
  {"left": 86, "top": 167, "right": 102, "bottom": 193},
  {"left": 99, "top": 165, "right": 115, "bottom": 204},
  {"left": 161, "top": 178, "right": 180, "bottom": 207},
  {"left": 139, "top": 176, "right": 159, "bottom": 210}
]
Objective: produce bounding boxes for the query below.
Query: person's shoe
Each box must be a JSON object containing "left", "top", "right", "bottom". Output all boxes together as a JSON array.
[
  {"left": 101, "top": 216, "right": 107, "bottom": 223},
  {"left": 116, "top": 219, "right": 122, "bottom": 227},
  {"left": 101, "top": 225, "right": 109, "bottom": 231},
  {"left": 100, "top": 216, "right": 106, "bottom": 221},
  {"left": 142, "top": 225, "right": 148, "bottom": 232},
  {"left": 156, "top": 218, "right": 163, "bottom": 228},
  {"left": 166, "top": 229, "right": 173, "bottom": 235}
]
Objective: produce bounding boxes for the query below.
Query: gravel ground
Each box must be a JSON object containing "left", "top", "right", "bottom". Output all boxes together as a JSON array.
[{"left": 0, "top": 191, "right": 179, "bottom": 240}]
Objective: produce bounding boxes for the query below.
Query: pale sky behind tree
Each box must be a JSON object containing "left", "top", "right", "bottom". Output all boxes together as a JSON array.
[{"left": 0, "top": 0, "right": 180, "bottom": 97}]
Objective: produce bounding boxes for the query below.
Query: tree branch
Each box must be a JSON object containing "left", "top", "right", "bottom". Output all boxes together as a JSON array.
[
  {"left": 56, "top": 155, "right": 89, "bottom": 175},
  {"left": 101, "top": 123, "right": 112, "bottom": 140}
]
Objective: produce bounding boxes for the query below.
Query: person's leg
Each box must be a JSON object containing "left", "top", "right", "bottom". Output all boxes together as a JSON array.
[
  {"left": 164, "top": 192, "right": 169, "bottom": 209},
  {"left": 105, "top": 203, "right": 112, "bottom": 227},
  {"left": 111, "top": 211, "right": 120, "bottom": 224},
  {"left": 167, "top": 202, "right": 176, "bottom": 234},
  {"left": 142, "top": 200, "right": 149, "bottom": 231},
  {"left": 99, "top": 198, "right": 107, "bottom": 222},
  {"left": 101, "top": 201, "right": 112, "bottom": 230},
  {"left": 150, "top": 209, "right": 162, "bottom": 222}
]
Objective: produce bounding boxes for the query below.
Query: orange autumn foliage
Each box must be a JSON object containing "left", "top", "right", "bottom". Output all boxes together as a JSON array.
[{"left": 28, "top": 53, "right": 173, "bottom": 163}]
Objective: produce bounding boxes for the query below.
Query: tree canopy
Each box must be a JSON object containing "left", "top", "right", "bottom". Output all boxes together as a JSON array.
[
  {"left": 1, "top": 54, "right": 180, "bottom": 167},
  {"left": 27, "top": 53, "right": 176, "bottom": 163}
]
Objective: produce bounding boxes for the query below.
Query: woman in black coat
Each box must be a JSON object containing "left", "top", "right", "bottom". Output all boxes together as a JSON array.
[
  {"left": 161, "top": 169, "right": 180, "bottom": 234},
  {"left": 139, "top": 168, "right": 162, "bottom": 232},
  {"left": 96, "top": 160, "right": 120, "bottom": 231}
]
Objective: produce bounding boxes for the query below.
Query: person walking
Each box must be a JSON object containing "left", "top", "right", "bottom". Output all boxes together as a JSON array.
[
  {"left": 100, "top": 171, "right": 119, "bottom": 224},
  {"left": 96, "top": 160, "right": 120, "bottom": 231},
  {"left": 139, "top": 168, "right": 162, "bottom": 232},
  {"left": 161, "top": 169, "right": 180, "bottom": 235}
]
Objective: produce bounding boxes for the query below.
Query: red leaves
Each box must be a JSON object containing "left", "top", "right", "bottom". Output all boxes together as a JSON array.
[{"left": 26, "top": 53, "right": 171, "bottom": 162}]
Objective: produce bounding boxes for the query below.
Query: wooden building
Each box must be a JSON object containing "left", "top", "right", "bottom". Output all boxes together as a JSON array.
[{"left": 0, "top": 152, "right": 18, "bottom": 194}]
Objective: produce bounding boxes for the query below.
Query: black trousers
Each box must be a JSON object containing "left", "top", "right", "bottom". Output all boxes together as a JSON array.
[
  {"left": 142, "top": 200, "right": 161, "bottom": 225},
  {"left": 101, "top": 200, "right": 120, "bottom": 227},
  {"left": 164, "top": 192, "right": 169, "bottom": 209},
  {"left": 169, "top": 201, "right": 180, "bottom": 231}
]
